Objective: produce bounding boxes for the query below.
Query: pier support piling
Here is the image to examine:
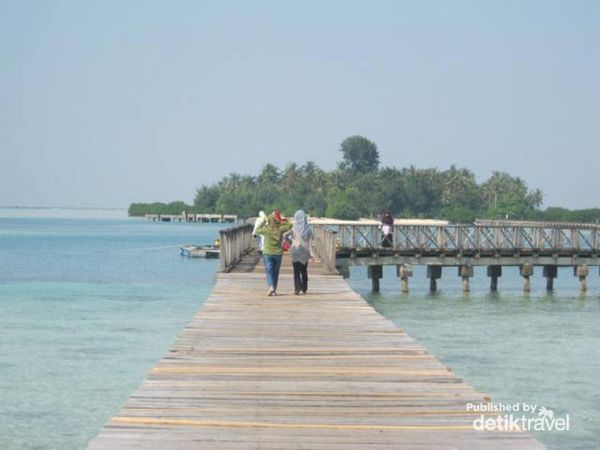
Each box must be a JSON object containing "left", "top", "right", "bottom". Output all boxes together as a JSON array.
[
  {"left": 487, "top": 265, "right": 502, "bottom": 291},
  {"left": 397, "top": 264, "right": 413, "bottom": 293},
  {"left": 543, "top": 265, "right": 558, "bottom": 291},
  {"left": 575, "top": 264, "right": 589, "bottom": 292},
  {"left": 520, "top": 263, "right": 534, "bottom": 292},
  {"left": 427, "top": 265, "right": 442, "bottom": 293},
  {"left": 459, "top": 265, "right": 473, "bottom": 292},
  {"left": 368, "top": 265, "right": 383, "bottom": 293},
  {"left": 336, "top": 264, "right": 350, "bottom": 279}
]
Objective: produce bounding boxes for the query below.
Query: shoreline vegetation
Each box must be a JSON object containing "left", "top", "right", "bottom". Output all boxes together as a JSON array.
[{"left": 129, "top": 136, "right": 599, "bottom": 223}]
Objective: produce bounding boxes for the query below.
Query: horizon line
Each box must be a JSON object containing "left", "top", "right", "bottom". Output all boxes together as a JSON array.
[{"left": 0, "top": 205, "right": 127, "bottom": 211}]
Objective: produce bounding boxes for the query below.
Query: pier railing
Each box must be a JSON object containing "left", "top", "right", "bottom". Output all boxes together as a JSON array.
[
  {"left": 219, "top": 224, "right": 254, "bottom": 272},
  {"left": 312, "top": 226, "right": 338, "bottom": 273},
  {"left": 324, "top": 222, "right": 599, "bottom": 253},
  {"left": 311, "top": 220, "right": 598, "bottom": 293},
  {"left": 145, "top": 213, "right": 238, "bottom": 223}
]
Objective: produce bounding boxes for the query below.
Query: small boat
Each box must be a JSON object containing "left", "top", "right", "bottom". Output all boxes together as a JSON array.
[{"left": 180, "top": 244, "right": 220, "bottom": 259}]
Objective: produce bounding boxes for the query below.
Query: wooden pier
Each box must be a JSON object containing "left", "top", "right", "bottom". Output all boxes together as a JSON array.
[
  {"left": 313, "top": 220, "right": 599, "bottom": 293},
  {"left": 88, "top": 226, "right": 543, "bottom": 449},
  {"left": 145, "top": 213, "right": 238, "bottom": 223}
]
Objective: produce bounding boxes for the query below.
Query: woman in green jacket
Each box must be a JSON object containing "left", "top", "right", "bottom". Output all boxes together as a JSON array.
[{"left": 256, "top": 211, "right": 292, "bottom": 296}]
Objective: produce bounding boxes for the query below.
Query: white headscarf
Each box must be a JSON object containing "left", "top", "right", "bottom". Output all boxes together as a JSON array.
[{"left": 293, "top": 210, "right": 310, "bottom": 240}]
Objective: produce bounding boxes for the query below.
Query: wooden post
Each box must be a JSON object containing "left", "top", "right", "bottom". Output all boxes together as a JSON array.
[
  {"left": 397, "top": 264, "right": 413, "bottom": 293},
  {"left": 487, "top": 265, "right": 502, "bottom": 291},
  {"left": 368, "top": 265, "right": 383, "bottom": 293},
  {"left": 459, "top": 265, "right": 473, "bottom": 293},
  {"left": 574, "top": 264, "right": 589, "bottom": 292},
  {"left": 426, "top": 265, "right": 442, "bottom": 293},
  {"left": 336, "top": 264, "right": 350, "bottom": 279},
  {"left": 543, "top": 265, "right": 558, "bottom": 291},
  {"left": 520, "top": 263, "right": 534, "bottom": 293}
]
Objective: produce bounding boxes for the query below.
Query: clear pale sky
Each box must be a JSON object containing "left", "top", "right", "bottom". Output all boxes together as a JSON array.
[{"left": 1, "top": 1, "right": 598, "bottom": 209}]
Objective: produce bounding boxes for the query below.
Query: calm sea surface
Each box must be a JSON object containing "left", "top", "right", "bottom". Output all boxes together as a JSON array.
[{"left": 1, "top": 210, "right": 598, "bottom": 449}]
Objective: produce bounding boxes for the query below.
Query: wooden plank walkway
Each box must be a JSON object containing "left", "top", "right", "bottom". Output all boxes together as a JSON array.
[{"left": 88, "top": 256, "right": 544, "bottom": 449}]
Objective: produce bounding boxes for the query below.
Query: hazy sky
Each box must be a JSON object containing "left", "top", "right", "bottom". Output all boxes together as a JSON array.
[{"left": 1, "top": 1, "right": 598, "bottom": 209}]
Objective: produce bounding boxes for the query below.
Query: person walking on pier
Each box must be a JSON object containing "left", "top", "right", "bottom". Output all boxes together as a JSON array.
[
  {"left": 252, "top": 210, "right": 268, "bottom": 253},
  {"left": 379, "top": 210, "right": 394, "bottom": 247},
  {"left": 256, "top": 211, "right": 292, "bottom": 296},
  {"left": 284, "top": 210, "right": 313, "bottom": 295}
]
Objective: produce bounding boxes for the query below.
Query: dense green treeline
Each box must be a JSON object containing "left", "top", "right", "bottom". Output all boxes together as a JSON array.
[
  {"left": 529, "top": 207, "right": 600, "bottom": 224},
  {"left": 128, "top": 201, "right": 193, "bottom": 216},
  {"left": 129, "top": 136, "right": 599, "bottom": 224}
]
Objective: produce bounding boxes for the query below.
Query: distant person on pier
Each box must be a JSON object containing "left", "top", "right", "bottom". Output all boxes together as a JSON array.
[
  {"left": 379, "top": 210, "right": 394, "bottom": 248},
  {"left": 256, "top": 211, "right": 292, "bottom": 296},
  {"left": 252, "top": 210, "right": 268, "bottom": 253},
  {"left": 284, "top": 210, "right": 313, "bottom": 295}
]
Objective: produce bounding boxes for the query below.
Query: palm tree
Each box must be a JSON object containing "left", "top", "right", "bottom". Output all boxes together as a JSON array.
[
  {"left": 312, "top": 169, "right": 329, "bottom": 194},
  {"left": 443, "top": 166, "right": 479, "bottom": 208},
  {"left": 301, "top": 161, "right": 318, "bottom": 179},
  {"left": 240, "top": 175, "right": 256, "bottom": 188},
  {"left": 258, "top": 164, "right": 280, "bottom": 185},
  {"left": 508, "top": 177, "right": 528, "bottom": 199},
  {"left": 482, "top": 171, "right": 509, "bottom": 209},
  {"left": 526, "top": 188, "right": 544, "bottom": 210},
  {"left": 442, "top": 166, "right": 461, "bottom": 205},
  {"left": 220, "top": 173, "right": 242, "bottom": 192},
  {"left": 282, "top": 162, "right": 300, "bottom": 189}
]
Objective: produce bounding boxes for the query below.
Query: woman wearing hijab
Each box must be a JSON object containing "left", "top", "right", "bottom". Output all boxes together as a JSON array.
[
  {"left": 284, "top": 210, "right": 313, "bottom": 295},
  {"left": 255, "top": 211, "right": 292, "bottom": 296},
  {"left": 380, "top": 210, "right": 394, "bottom": 248}
]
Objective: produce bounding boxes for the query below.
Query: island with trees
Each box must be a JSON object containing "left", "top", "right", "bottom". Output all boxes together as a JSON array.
[{"left": 129, "top": 136, "right": 599, "bottom": 223}]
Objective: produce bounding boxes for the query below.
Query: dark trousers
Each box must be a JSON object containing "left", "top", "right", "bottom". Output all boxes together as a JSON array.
[
  {"left": 292, "top": 261, "right": 309, "bottom": 293},
  {"left": 382, "top": 233, "right": 393, "bottom": 248}
]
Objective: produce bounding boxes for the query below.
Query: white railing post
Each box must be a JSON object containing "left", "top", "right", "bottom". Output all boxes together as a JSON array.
[
  {"left": 313, "top": 225, "right": 338, "bottom": 274},
  {"left": 219, "top": 223, "right": 254, "bottom": 272}
]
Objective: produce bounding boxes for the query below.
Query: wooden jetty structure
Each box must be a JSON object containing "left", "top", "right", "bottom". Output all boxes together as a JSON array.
[
  {"left": 145, "top": 213, "right": 238, "bottom": 223},
  {"left": 312, "top": 219, "right": 599, "bottom": 293},
  {"left": 88, "top": 224, "right": 544, "bottom": 449}
]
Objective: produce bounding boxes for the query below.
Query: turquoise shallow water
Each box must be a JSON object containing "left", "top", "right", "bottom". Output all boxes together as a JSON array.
[
  {"left": 1, "top": 212, "right": 599, "bottom": 449},
  {"left": 348, "top": 265, "right": 600, "bottom": 450},
  {"left": 0, "top": 213, "right": 223, "bottom": 450}
]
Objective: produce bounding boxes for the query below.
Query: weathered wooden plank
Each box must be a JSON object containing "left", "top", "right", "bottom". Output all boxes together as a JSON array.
[{"left": 87, "top": 255, "right": 544, "bottom": 449}]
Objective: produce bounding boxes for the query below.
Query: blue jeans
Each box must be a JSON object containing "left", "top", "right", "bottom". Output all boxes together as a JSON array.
[{"left": 263, "top": 255, "right": 282, "bottom": 289}]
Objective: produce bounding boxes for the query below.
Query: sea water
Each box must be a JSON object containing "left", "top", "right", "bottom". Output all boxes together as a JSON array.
[
  {"left": 1, "top": 211, "right": 599, "bottom": 449},
  {"left": 0, "top": 210, "right": 223, "bottom": 449}
]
